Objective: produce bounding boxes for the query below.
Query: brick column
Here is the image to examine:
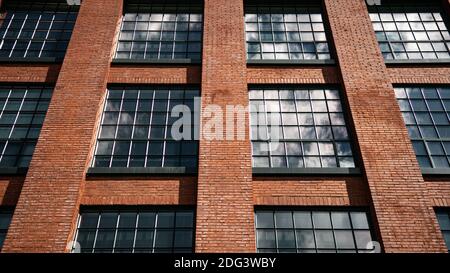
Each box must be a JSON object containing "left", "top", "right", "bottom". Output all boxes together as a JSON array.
[
  {"left": 2, "top": 0, "right": 123, "bottom": 252},
  {"left": 196, "top": 0, "right": 255, "bottom": 252},
  {"left": 324, "top": 0, "right": 447, "bottom": 252}
]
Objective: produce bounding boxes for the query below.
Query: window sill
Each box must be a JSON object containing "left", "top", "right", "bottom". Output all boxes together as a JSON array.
[
  {"left": 0, "top": 57, "right": 60, "bottom": 63},
  {"left": 253, "top": 167, "right": 361, "bottom": 176},
  {"left": 86, "top": 167, "right": 198, "bottom": 177},
  {"left": 247, "top": 59, "right": 336, "bottom": 65},
  {"left": 385, "top": 59, "right": 450, "bottom": 65},
  {"left": 421, "top": 168, "right": 450, "bottom": 176},
  {"left": 0, "top": 167, "right": 28, "bottom": 175},
  {"left": 112, "top": 58, "right": 201, "bottom": 65}
]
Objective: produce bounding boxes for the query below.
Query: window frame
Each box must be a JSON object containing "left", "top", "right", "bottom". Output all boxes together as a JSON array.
[
  {"left": 0, "top": 207, "right": 13, "bottom": 252},
  {"left": 249, "top": 84, "right": 361, "bottom": 176},
  {"left": 368, "top": 3, "right": 450, "bottom": 64},
  {"left": 254, "top": 206, "right": 379, "bottom": 253},
  {"left": 112, "top": 0, "right": 204, "bottom": 64},
  {"left": 88, "top": 84, "right": 200, "bottom": 177},
  {"left": 72, "top": 206, "right": 196, "bottom": 253},
  {"left": 244, "top": 0, "right": 336, "bottom": 65},
  {"left": 0, "top": 84, "right": 53, "bottom": 174},
  {"left": 394, "top": 85, "right": 450, "bottom": 175},
  {"left": 0, "top": 0, "right": 79, "bottom": 63}
]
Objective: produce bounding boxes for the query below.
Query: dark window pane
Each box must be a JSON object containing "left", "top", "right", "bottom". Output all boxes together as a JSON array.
[
  {"left": 256, "top": 212, "right": 274, "bottom": 228},
  {"left": 155, "top": 230, "right": 174, "bottom": 248},
  {"left": 115, "top": 230, "right": 135, "bottom": 248},
  {"left": 312, "top": 212, "right": 332, "bottom": 229},
  {"left": 315, "top": 230, "right": 335, "bottom": 249},
  {"left": 157, "top": 212, "right": 175, "bottom": 228},
  {"left": 119, "top": 213, "right": 137, "bottom": 228},
  {"left": 275, "top": 212, "right": 293, "bottom": 228},
  {"left": 99, "top": 213, "right": 118, "bottom": 229},
  {"left": 257, "top": 230, "right": 276, "bottom": 249},
  {"left": 276, "top": 230, "right": 296, "bottom": 248}
]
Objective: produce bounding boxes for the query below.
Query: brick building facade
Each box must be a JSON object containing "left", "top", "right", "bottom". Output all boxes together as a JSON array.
[{"left": 0, "top": 0, "right": 449, "bottom": 253}]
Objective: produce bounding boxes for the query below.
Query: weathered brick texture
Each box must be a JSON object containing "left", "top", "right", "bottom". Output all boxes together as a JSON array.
[
  {"left": 324, "top": 0, "right": 447, "bottom": 252},
  {"left": 195, "top": 0, "right": 256, "bottom": 252},
  {"left": 0, "top": 0, "right": 448, "bottom": 253},
  {"left": 2, "top": 0, "right": 123, "bottom": 253}
]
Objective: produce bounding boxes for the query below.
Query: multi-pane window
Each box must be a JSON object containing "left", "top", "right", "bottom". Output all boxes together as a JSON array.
[
  {"left": 245, "top": 1, "right": 331, "bottom": 61},
  {"left": 436, "top": 210, "right": 450, "bottom": 252},
  {"left": 0, "top": 85, "right": 52, "bottom": 168},
  {"left": 249, "top": 87, "right": 355, "bottom": 168},
  {"left": 73, "top": 208, "right": 195, "bottom": 253},
  {"left": 93, "top": 86, "right": 199, "bottom": 169},
  {"left": 115, "top": 0, "right": 203, "bottom": 61},
  {"left": 369, "top": 5, "right": 450, "bottom": 60},
  {"left": 0, "top": 211, "right": 13, "bottom": 251},
  {"left": 255, "top": 209, "right": 375, "bottom": 253},
  {"left": 0, "top": 1, "right": 79, "bottom": 60},
  {"left": 395, "top": 87, "right": 450, "bottom": 169}
]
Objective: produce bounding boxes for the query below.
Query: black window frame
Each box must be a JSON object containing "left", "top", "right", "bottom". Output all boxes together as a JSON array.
[
  {"left": 244, "top": 0, "right": 336, "bottom": 65},
  {"left": 254, "top": 206, "right": 378, "bottom": 253},
  {"left": 0, "top": 207, "right": 13, "bottom": 252},
  {"left": 88, "top": 84, "right": 200, "bottom": 177},
  {"left": 249, "top": 84, "right": 361, "bottom": 176},
  {"left": 0, "top": 84, "right": 53, "bottom": 175},
  {"left": 368, "top": 0, "right": 450, "bottom": 64},
  {"left": 435, "top": 208, "right": 450, "bottom": 252},
  {"left": 394, "top": 85, "right": 450, "bottom": 175},
  {"left": 0, "top": 0, "right": 79, "bottom": 63},
  {"left": 112, "top": 0, "right": 204, "bottom": 65},
  {"left": 72, "top": 206, "right": 196, "bottom": 253}
]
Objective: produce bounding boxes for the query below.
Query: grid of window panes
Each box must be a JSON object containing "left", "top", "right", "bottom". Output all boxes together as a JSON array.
[
  {"left": 0, "top": 211, "right": 13, "bottom": 251},
  {"left": 394, "top": 87, "right": 450, "bottom": 169},
  {"left": 255, "top": 210, "right": 374, "bottom": 253},
  {"left": 115, "top": 0, "right": 203, "bottom": 61},
  {"left": 245, "top": 2, "right": 331, "bottom": 60},
  {"left": 73, "top": 209, "right": 194, "bottom": 253},
  {"left": 0, "top": 1, "right": 79, "bottom": 60},
  {"left": 93, "top": 86, "right": 199, "bottom": 169},
  {"left": 0, "top": 85, "right": 52, "bottom": 168},
  {"left": 436, "top": 210, "right": 450, "bottom": 252},
  {"left": 369, "top": 6, "right": 450, "bottom": 60},
  {"left": 249, "top": 87, "right": 355, "bottom": 168}
]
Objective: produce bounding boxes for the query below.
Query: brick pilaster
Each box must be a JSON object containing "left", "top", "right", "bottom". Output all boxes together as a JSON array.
[
  {"left": 195, "top": 0, "right": 256, "bottom": 252},
  {"left": 324, "top": 0, "right": 447, "bottom": 252},
  {"left": 2, "top": 0, "right": 123, "bottom": 252}
]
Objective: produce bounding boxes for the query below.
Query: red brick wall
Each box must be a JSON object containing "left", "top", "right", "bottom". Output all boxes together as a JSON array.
[
  {"left": 0, "top": 177, "right": 24, "bottom": 207},
  {"left": 0, "top": 0, "right": 448, "bottom": 253},
  {"left": 108, "top": 65, "right": 201, "bottom": 84},
  {"left": 2, "top": 0, "right": 124, "bottom": 253},
  {"left": 195, "top": 0, "right": 256, "bottom": 253},
  {"left": 247, "top": 66, "right": 340, "bottom": 84},
  {"left": 324, "top": 0, "right": 447, "bottom": 252},
  {"left": 253, "top": 177, "right": 370, "bottom": 206},
  {"left": 387, "top": 67, "right": 450, "bottom": 84},
  {"left": 0, "top": 64, "right": 60, "bottom": 83},
  {"left": 82, "top": 178, "right": 197, "bottom": 205}
]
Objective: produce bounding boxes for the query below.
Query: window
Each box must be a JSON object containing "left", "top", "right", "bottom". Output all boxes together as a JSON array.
[
  {"left": 0, "top": 0, "right": 79, "bottom": 60},
  {"left": 0, "top": 85, "right": 52, "bottom": 168},
  {"left": 73, "top": 208, "right": 195, "bottom": 253},
  {"left": 436, "top": 210, "right": 450, "bottom": 252},
  {"left": 255, "top": 209, "right": 375, "bottom": 253},
  {"left": 0, "top": 210, "right": 13, "bottom": 251},
  {"left": 115, "top": 0, "right": 203, "bottom": 61},
  {"left": 93, "top": 86, "right": 199, "bottom": 169},
  {"left": 369, "top": 4, "right": 450, "bottom": 60},
  {"left": 395, "top": 87, "right": 450, "bottom": 169},
  {"left": 249, "top": 87, "right": 356, "bottom": 169},
  {"left": 245, "top": 0, "right": 332, "bottom": 61}
]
